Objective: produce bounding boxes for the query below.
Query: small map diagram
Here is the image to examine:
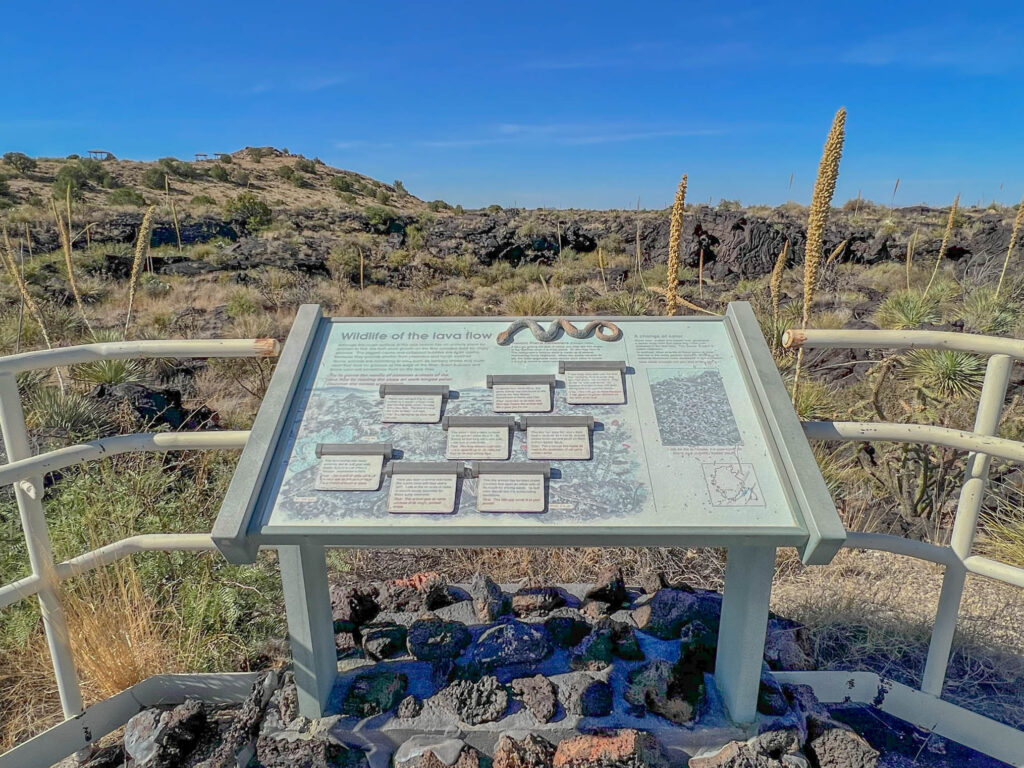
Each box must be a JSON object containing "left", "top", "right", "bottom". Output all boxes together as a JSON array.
[{"left": 702, "top": 462, "right": 764, "bottom": 506}]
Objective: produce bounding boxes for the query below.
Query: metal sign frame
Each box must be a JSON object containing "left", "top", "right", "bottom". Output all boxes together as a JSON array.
[{"left": 211, "top": 302, "right": 845, "bottom": 725}]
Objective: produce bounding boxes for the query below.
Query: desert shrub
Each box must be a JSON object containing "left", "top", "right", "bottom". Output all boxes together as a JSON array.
[
  {"left": 328, "top": 246, "right": 364, "bottom": 283},
  {"left": 487, "top": 204, "right": 503, "bottom": 213},
  {"left": 404, "top": 224, "right": 424, "bottom": 250},
  {"left": 364, "top": 205, "right": 399, "bottom": 233},
  {"left": 3, "top": 151, "right": 36, "bottom": 174},
  {"left": 874, "top": 290, "right": 942, "bottom": 329},
  {"left": 208, "top": 164, "right": 230, "bottom": 182},
  {"left": 191, "top": 194, "right": 216, "bottom": 206},
  {"left": 230, "top": 169, "right": 251, "bottom": 186},
  {"left": 226, "top": 290, "right": 260, "bottom": 318},
  {"left": 246, "top": 147, "right": 269, "bottom": 163},
  {"left": 52, "top": 162, "right": 92, "bottom": 199},
  {"left": 107, "top": 187, "right": 146, "bottom": 206},
  {"left": 331, "top": 175, "right": 355, "bottom": 194},
  {"left": 385, "top": 249, "right": 412, "bottom": 268},
  {"left": 338, "top": 192, "right": 356, "bottom": 205},
  {"left": 427, "top": 199, "right": 452, "bottom": 211},
  {"left": 275, "top": 165, "right": 296, "bottom": 181},
  {"left": 454, "top": 204, "right": 465, "bottom": 214},
  {"left": 157, "top": 157, "right": 196, "bottom": 180},
  {"left": 293, "top": 158, "right": 316, "bottom": 174},
  {"left": 393, "top": 179, "right": 408, "bottom": 195},
  {"left": 899, "top": 349, "right": 986, "bottom": 398},
  {"left": 0, "top": 176, "right": 12, "bottom": 206},
  {"left": 217, "top": 154, "right": 233, "bottom": 164},
  {"left": 224, "top": 192, "right": 272, "bottom": 230},
  {"left": 503, "top": 292, "right": 559, "bottom": 316},
  {"left": 605, "top": 292, "right": 651, "bottom": 315},
  {"left": 142, "top": 167, "right": 169, "bottom": 190},
  {"left": 375, "top": 188, "right": 391, "bottom": 204}
]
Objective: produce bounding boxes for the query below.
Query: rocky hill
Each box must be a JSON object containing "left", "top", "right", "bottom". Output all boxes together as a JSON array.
[{"left": 1, "top": 147, "right": 1020, "bottom": 285}]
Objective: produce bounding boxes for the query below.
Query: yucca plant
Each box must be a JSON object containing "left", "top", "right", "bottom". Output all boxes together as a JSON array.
[
  {"left": 874, "top": 290, "right": 942, "bottom": 329},
  {"left": 73, "top": 358, "right": 146, "bottom": 387},
  {"left": 899, "top": 349, "right": 986, "bottom": 398},
  {"left": 957, "top": 286, "right": 1019, "bottom": 335},
  {"left": 665, "top": 174, "right": 687, "bottom": 315},
  {"left": 25, "top": 387, "right": 116, "bottom": 442}
]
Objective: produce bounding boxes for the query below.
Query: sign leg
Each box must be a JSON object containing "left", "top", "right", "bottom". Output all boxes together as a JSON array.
[
  {"left": 714, "top": 545, "right": 775, "bottom": 723},
  {"left": 279, "top": 544, "right": 336, "bottom": 718}
]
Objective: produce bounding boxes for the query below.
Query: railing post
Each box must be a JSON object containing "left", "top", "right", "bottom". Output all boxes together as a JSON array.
[
  {"left": 921, "top": 354, "right": 1013, "bottom": 696},
  {"left": 0, "top": 373, "right": 84, "bottom": 718}
]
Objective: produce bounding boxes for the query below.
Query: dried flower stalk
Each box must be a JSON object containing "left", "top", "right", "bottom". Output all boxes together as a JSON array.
[
  {"left": 665, "top": 174, "right": 687, "bottom": 316},
  {"left": 996, "top": 195, "right": 1024, "bottom": 299},
  {"left": 924, "top": 194, "right": 959, "bottom": 298},
  {"left": 124, "top": 206, "right": 157, "bottom": 338}
]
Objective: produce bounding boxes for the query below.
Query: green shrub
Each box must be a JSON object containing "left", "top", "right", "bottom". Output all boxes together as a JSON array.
[
  {"left": 107, "top": 187, "right": 147, "bottom": 206},
  {"left": 208, "top": 164, "right": 230, "bottom": 182},
  {"left": 0, "top": 176, "right": 11, "bottom": 202},
  {"left": 3, "top": 152, "right": 36, "bottom": 174},
  {"left": 393, "top": 179, "right": 408, "bottom": 195},
  {"left": 365, "top": 205, "right": 399, "bottom": 233},
  {"left": 958, "top": 287, "right": 1019, "bottom": 335},
  {"left": 142, "top": 166, "right": 169, "bottom": 190},
  {"left": 427, "top": 199, "right": 452, "bottom": 211},
  {"left": 191, "top": 194, "right": 216, "bottom": 206},
  {"left": 224, "top": 192, "right": 272, "bottom": 230},
  {"left": 158, "top": 157, "right": 197, "bottom": 180},
  {"left": 230, "top": 169, "right": 251, "bottom": 186},
  {"left": 375, "top": 188, "right": 391, "bottom": 204},
  {"left": 293, "top": 158, "right": 316, "bottom": 174},
  {"left": 52, "top": 159, "right": 114, "bottom": 198},
  {"left": 275, "top": 165, "right": 296, "bottom": 181},
  {"left": 226, "top": 290, "right": 260, "bottom": 318},
  {"left": 385, "top": 249, "right": 412, "bottom": 268},
  {"left": 487, "top": 204, "right": 503, "bottom": 213},
  {"left": 332, "top": 175, "right": 355, "bottom": 194},
  {"left": 218, "top": 153, "right": 233, "bottom": 164},
  {"left": 246, "top": 147, "right": 269, "bottom": 163},
  {"left": 454, "top": 204, "right": 464, "bottom": 214}
]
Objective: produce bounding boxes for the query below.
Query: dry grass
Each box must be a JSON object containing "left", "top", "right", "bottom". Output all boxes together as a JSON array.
[{"left": 0, "top": 559, "right": 194, "bottom": 753}]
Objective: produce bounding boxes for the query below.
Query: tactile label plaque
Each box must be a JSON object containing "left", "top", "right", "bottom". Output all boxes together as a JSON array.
[
  {"left": 492, "top": 384, "right": 551, "bottom": 413},
  {"left": 564, "top": 369, "right": 625, "bottom": 404},
  {"left": 477, "top": 473, "right": 545, "bottom": 513},
  {"left": 446, "top": 427, "right": 509, "bottom": 460},
  {"left": 526, "top": 426, "right": 591, "bottom": 460},
  {"left": 315, "top": 454, "right": 384, "bottom": 491},
  {"left": 387, "top": 474, "right": 457, "bottom": 513},
  {"left": 382, "top": 394, "right": 443, "bottom": 423}
]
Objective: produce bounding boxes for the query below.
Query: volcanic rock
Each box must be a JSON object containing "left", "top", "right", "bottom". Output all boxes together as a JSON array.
[
  {"left": 435, "top": 676, "right": 509, "bottom": 725},
  {"left": 340, "top": 669, "right": 407, "bottom": 717},
  {"left": 511, "top": 674, "right": 558, "bottom": 723},
  {"left": 552, "top": 730, "right": 668, "bottom": 768},
  {"left": 493, "top": 733, "right": 556, "bottom": 768},
  {"left": 407, "top": 616, "right": 471, "bottom": 662}
]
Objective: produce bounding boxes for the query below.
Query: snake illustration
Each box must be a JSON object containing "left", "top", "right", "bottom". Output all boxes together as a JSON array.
[{"left": 496, "top": 318, "right": 622, "bottom": 345}]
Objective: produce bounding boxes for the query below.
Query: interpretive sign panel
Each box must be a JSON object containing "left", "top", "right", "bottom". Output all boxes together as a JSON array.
[
  {"left": 214, "top": 304, "right": 844, "bottom": 565},
  {"left": 211, "top": 304, "right": 846, "bottom": 725}
]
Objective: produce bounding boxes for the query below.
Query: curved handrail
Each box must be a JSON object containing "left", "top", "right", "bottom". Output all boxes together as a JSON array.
[
  {"left": 783, "top": 328, "right": 1024, "bottom": 361},
  {"left": 0, "top": 338, "right": 279, "bottom": 376},
  {"left": 0, "top": 431, "right": 251, "bottom": 488},
  {"left": 802, "top": 421, "right": 1024, "bottom": 463}
]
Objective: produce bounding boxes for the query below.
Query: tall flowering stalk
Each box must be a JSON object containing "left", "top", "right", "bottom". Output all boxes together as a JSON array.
[
  {"left": 770, "top": 240, "right": 790, "bottom": 349},
  {"left": 923, "top": 194, "right": 959, "bottom": 299},
  {"left": 996, "top": 195, "right": 1024, "bottom": 299},
  {"left": 665, "top": 174, "right": 687, "bottom": 316},
  {"left": 793, "top": 107, "right": 846, "bottom": 403},
  {"left": 124, "top": 205, "right": 156, "bottom": 338}
]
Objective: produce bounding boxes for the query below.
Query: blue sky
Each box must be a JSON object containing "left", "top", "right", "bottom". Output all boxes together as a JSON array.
[{"left": 3, "top": 1, "right": 1023, "bottom": 209}]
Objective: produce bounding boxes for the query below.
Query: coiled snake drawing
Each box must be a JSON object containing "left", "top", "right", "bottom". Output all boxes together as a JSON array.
[{"left": 496, "top": 318, "right": 622, "bottom": 345}]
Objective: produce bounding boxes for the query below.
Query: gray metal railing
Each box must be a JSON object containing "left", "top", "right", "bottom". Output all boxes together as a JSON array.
[{"left": 2, "top": 327, "right": 1024, "bottom": 763}]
